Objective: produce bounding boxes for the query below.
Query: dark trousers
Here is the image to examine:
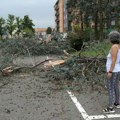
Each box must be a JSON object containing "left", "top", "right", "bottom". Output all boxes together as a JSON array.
[{"left": 107, "top": 72, "right": 120, "bottom": 108}]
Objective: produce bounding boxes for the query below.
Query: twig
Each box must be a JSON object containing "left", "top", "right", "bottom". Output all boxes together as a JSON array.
[
  {"left": 31, "top": 59, "right": 54, "bottom": 69},
  {"left": 25, "top": 46, "right": 35, "bottom": 66}
]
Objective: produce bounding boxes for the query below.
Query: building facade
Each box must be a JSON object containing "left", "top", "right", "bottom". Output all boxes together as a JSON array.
[
  {"left": 54, "top": 0, "right": 68, "bottom": 32},
  {"left": 54, "top": 0, "right": 120, "bottom": 33}
]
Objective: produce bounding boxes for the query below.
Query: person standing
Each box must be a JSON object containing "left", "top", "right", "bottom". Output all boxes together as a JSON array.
[{"left": 103, "top": 31, "right": 120, "bottom": 113}]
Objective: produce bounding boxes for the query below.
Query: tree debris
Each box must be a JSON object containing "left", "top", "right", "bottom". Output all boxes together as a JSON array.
[
  {"left": 0, "top": 59, "right": 54, "bottom": 76},
  {"left": 44, "top": 60, "right": 65, "bottom": 68}
]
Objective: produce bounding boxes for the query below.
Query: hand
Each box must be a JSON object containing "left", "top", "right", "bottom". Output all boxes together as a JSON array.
[{"left": 107, "top": 72, "right": 112, "bottom": 80}]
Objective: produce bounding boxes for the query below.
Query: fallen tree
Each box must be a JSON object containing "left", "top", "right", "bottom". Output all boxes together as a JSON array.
[
  {"left": 0, "top": 59, "right": 54, "bottom": 76},
  {"left": 46, "top": 55, "right": 107, "bottom": 91}
]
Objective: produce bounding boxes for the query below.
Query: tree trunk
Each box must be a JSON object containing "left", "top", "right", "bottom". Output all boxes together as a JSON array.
[
  {"left": 94, "top": 11, "right": 99, "bottom": 40},
  {"left": 99, "top": 11, "right": 104, "bottom": 41},
  {"left": 80, "top": 12, "right": 83, "bottom": 31}
]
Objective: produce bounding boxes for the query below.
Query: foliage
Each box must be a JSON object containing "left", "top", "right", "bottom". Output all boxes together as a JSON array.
[
  {"left": 0, "top": 38, "right": 64, "bottom": 56},
  {"left": 46, "top": 41, "right": 110, "bottom": 91},
  {"left": 67, "top": 0, "right": 120, "bottom": 40},
  {"left": 81, "top": 29, "right": 90, "bottom": 41},
  {"left": 23, "top": 27, "right": 34, "bottom": 38},
  {"left": 47, "top": 55, "right": 107, "bottom": 91},
  {"left": 22, "top": 15, "right": 35, "bottom": 33},
  {"left": 67, "top": 30, "right": 90, "bottom": 51},
  {"left": 0, "top": 38, "right": 68, "bottom": 68},
  {"left": 0, "top": 17, "right": 5, "bottom": 39},
  {"left": 72, "top": 24, "right": 81, "bottom": 33},
  {"left": 15, "top": 17, "right": 23, "bottom": 37},
  {"left": 46, "top": 27, "right": 52, "bottom": 34},
  {"left": 6, "top": 14, "right": 16, "bottom": 38},
  {"left": 0, "top": 14, "right": 35, "bottom": 39},
  {"left": 79, "top": 40, "right": 110, "bottom": 57},
  {"left": 67, "top": 32, "right": 83, "bottom": 51}
]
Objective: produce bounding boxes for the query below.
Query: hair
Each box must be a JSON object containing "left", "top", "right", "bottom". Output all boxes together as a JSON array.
[{"left": 108, "top": 31, "right": 120, "bottom": 44}]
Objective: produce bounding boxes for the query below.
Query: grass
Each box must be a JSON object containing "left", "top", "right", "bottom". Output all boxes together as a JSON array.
[{"left": 72, "top": 40, "right": 111, "bottom": 57}]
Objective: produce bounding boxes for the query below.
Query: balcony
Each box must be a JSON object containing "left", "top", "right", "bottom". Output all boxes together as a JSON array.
[
  {"left": 54, "top": 5, "right": 59, "bottom": 10},
  {"left": 55, "top": 18, "right": 59, "bottom": 22},
  {"left": 55, "top": 12, "right": 59, "bottom": 16}
]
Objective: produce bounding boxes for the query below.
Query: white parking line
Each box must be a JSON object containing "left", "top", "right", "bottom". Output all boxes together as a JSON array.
[
  {"left": 89, "top": 114, "right": 120, "bottom": 119},
  {"left": 67, "top": 90, "right": 91, "bottom": 120},
  {"left": 67, "top": 90, "right": 120, "bottom": 120}
]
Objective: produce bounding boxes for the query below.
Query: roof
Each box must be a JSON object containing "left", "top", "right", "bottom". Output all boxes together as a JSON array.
[{"left": 34, "top": 28, "right": 47, "bottom": 32}]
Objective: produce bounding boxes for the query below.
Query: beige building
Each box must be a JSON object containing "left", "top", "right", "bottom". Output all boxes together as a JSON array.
[
  {"left": 54, "top": 0, "right": 68, "bottom": 32},
  {"left": 34, "top": 28, "right": 47, "bottom": 36}
]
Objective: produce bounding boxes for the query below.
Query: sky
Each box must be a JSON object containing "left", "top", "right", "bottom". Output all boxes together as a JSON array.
[{"left": 0, "top": 0, "right": 57, "bottom": 28}]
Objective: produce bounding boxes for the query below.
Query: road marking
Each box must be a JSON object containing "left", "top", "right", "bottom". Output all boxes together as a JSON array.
[
  {"left": 67, "top": 90, "right": 120, "bottom": 120},
  {"left": 67, "top": 90, "right": 91, "bottom": 120},
  {"left": 89, "top": 114, "right": 120, "bottom": 119}
]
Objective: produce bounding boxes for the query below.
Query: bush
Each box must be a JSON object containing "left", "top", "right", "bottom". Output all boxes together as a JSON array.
[
  {"left": 46, "top": 27, "right": 52, "bottom": 34},
  {"left": 67, "top": 32, "right": 83, "bottom": 51},
  {"left": 67, "top": 29, "right": 90, "bottom": 51}
]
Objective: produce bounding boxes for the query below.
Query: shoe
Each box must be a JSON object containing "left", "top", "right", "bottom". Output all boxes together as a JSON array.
[
  {"left": 103, "top": 107, "right": 115, "bottom": 113},
  {"left": 114, "top": 103, "right": 120, "bottom": 108}
]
